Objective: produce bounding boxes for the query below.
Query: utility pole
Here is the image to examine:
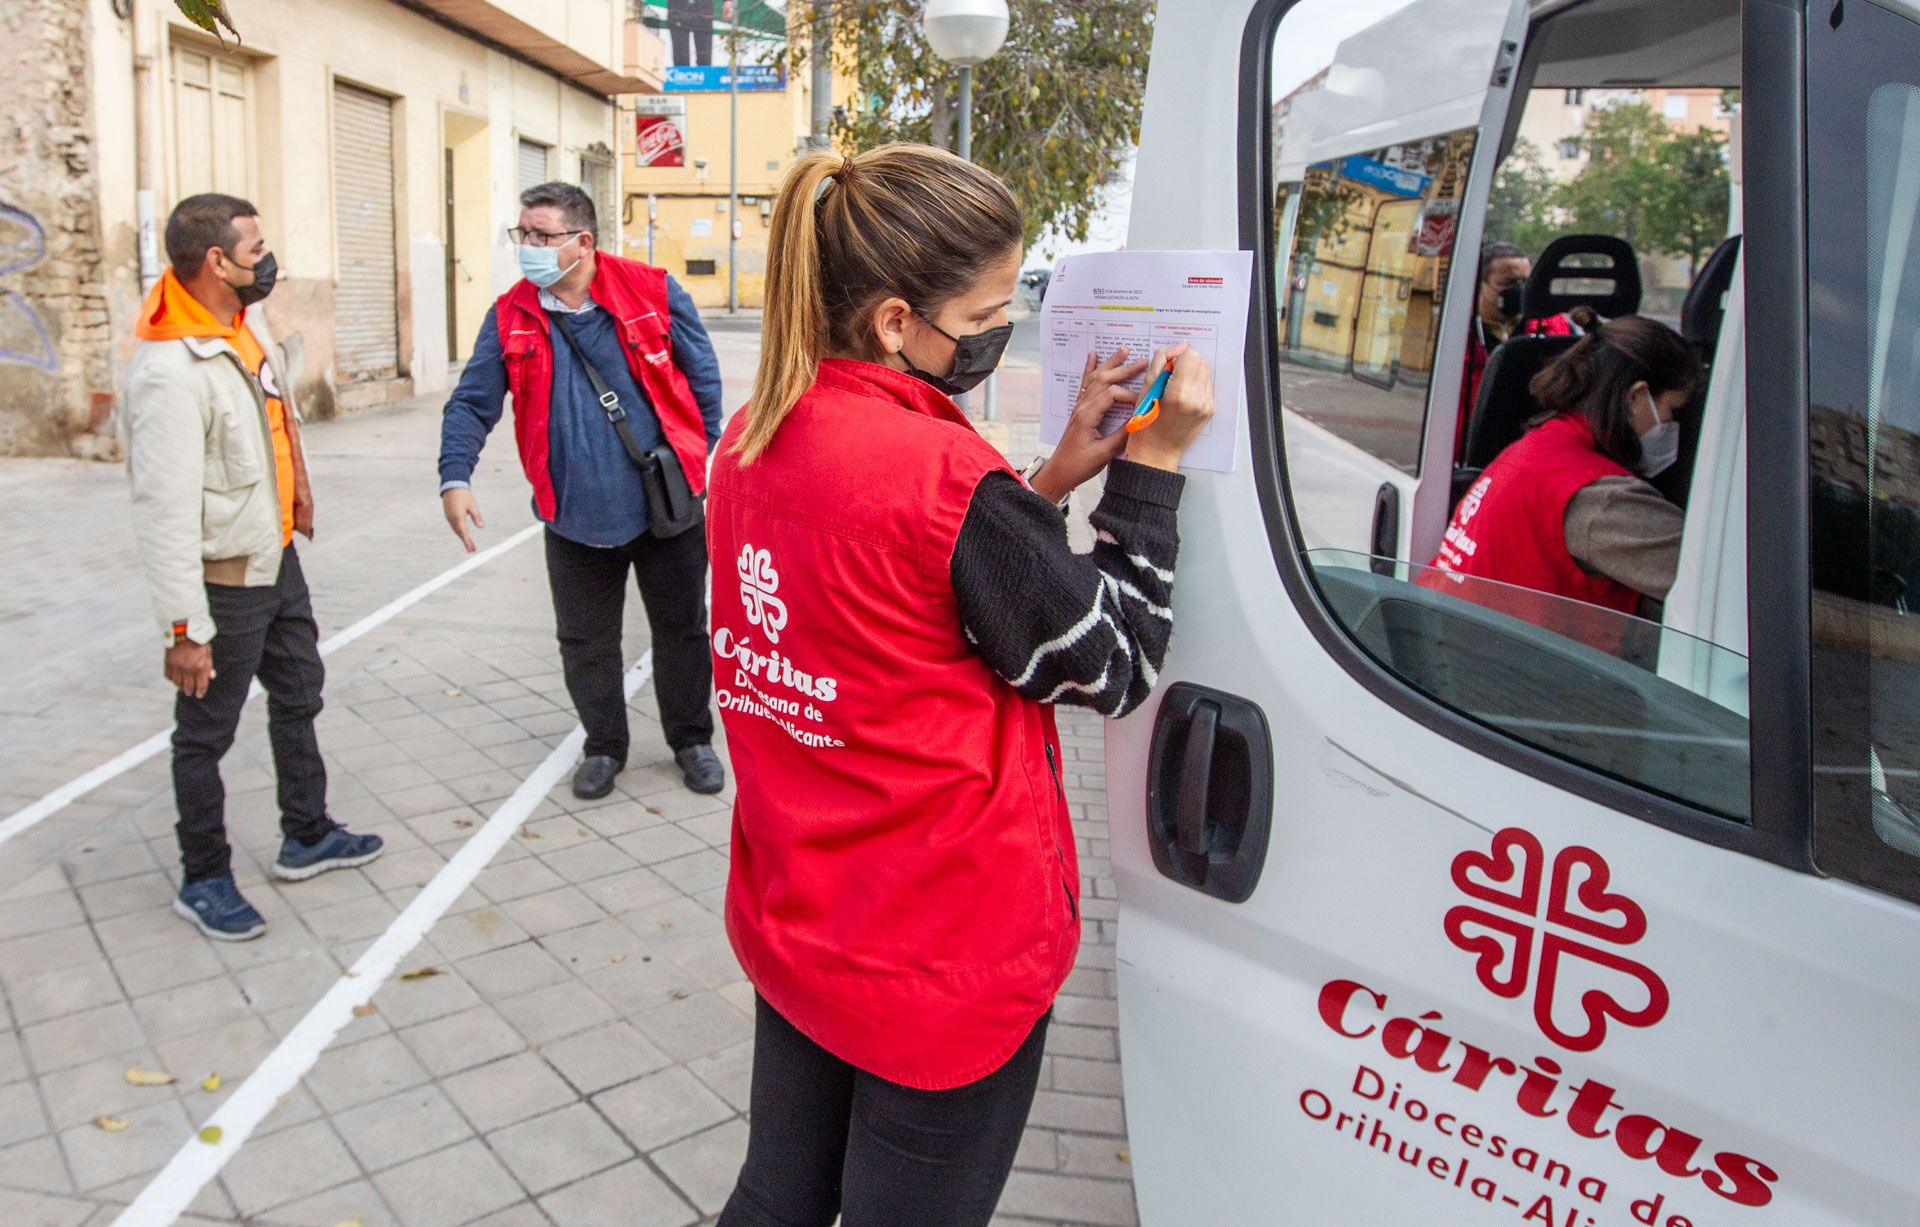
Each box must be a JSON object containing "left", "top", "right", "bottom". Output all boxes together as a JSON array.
[{"left": 728, "top": 18, "right": 740, "bottom": 316}]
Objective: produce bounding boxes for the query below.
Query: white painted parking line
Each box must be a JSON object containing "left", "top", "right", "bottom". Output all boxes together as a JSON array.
[
  {"left": 0, "top": 523, "right": 543, "bottom": 849},
  {"left": 111, "top": 651, "right": 653, "bottom": 1227}
]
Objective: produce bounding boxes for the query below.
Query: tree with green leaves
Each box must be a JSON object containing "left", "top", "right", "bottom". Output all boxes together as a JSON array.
[
  {"left": 174, "top": 0, "right": 239, "bottom": 43},
  {"left": 1484, "top": 137, "right": 1559, "bottom": 256},
  {"left": 802, "top": 0, "right": 1152, "bottom": 248},
  {"left": 1643, "top": 127, "right": 1731, "bottom": 279},
  {"left": 1554, "top": 101, "right": 1672, "bottom": 249}
]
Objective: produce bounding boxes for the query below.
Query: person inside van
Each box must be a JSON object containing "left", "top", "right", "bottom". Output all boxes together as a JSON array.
[
  {"left": 1456, "top": 241, "right": 1593, "bottom": 459},
  {"left": 1431, "top": 316, "right": 1697, "bottom": 618},
  {"left": 706, "top": 144, "right": 1213, "bottom": 1226}
]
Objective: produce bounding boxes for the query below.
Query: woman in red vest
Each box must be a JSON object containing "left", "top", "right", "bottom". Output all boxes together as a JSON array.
[
  {"left": 1430, "top": 316, "right": 1698, "bottom": 621},
  {"left": 707, "top": 144, "right": 1213, "bottom": 1225}
]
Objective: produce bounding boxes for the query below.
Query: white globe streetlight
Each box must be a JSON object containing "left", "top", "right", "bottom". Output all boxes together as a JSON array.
[{"left": 923, "top": 0, "right": 1010, "bottom": 161}]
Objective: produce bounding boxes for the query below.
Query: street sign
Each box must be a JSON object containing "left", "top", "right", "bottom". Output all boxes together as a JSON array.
[{"left": 647, "top": 193, "right": 659, "bottom": 221}]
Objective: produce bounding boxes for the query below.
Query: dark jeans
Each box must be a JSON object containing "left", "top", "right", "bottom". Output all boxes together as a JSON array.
[
  {"left": 719, "top": 995, "right": 1051, "bottom": 1227},
  {"left": 544, "top": 524, "right": 714, "bottom": 763},
  {"left": 173, "top": 549, "right": 332, "bottom": 881},
  {"left": 667, "top": 0, "right": 714, "bottom": 65}
]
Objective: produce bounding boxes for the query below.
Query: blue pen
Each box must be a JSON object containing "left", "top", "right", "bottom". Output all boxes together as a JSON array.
[{"left": 1126, "top": 367, "right": 1173, "bottom": 434}]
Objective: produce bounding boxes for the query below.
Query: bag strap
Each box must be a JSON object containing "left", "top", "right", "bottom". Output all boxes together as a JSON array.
[{"left": 549, "top": 311, "right": 652, "bottom": 471}]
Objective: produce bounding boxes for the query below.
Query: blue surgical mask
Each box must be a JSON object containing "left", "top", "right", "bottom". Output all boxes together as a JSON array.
[{"left": 517, "top": 243, "right": 579, "bottom": 289}]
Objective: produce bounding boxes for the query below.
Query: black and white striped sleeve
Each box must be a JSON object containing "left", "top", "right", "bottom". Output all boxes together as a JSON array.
[{"left": 950, "top": 460, "right": 1184, "bottom": 717}]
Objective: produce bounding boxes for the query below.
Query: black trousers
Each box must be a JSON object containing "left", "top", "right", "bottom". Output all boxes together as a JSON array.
[
  {"left": 719, "top": 995, "right": 1050, "bottom": 1227},
  {"left": 173, "top": 549, "right": 332, "bottom": 881},
  {"left": 544, "top": 524, "right": 714, "bottom": 762},
  {"left": 667, "top": 0, "right": 714, "bottom": 65}
]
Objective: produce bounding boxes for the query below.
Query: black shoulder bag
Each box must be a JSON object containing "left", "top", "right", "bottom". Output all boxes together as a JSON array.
[{"left": 549, "top": 312, "right": 704, "bottom": 539}]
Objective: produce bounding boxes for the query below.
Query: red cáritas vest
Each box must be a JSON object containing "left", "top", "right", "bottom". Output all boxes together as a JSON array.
[
  {"left": 1456, "top": 313, "right": 1579, "bottom": 460},
  {"left": 495, "top": 253, "right": 708, "bottom": 521},
  {"left": 1428, "top": 412, "right": 1641, "bottom": 618},
  {"left": 706, "top": 358, "right": 1079, "bottom": 1091}
]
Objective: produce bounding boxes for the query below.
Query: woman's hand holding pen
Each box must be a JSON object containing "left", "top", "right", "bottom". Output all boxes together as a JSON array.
[
  {"left": 1125, "top": 345, "right": 1214, "bottom": 473},
  {"left": 1030, "top": 343, "right": 1205, "bottom": 502}
]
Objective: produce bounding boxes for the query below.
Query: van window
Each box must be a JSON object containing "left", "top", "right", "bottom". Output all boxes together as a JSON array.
[
  {"left": 1277, "top": 132, "right": 1476, "bottom": 475},
  {"left": 1261, "top": 0, "right": 1752, "bottom": 821},
  {"left": 1807, "top": 0, "right": 1920, "bottom": 902}
]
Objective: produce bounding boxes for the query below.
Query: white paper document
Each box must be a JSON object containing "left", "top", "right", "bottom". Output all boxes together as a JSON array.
[{"left": 1039, "top": 249, "right": 1251, "bottom": 474}]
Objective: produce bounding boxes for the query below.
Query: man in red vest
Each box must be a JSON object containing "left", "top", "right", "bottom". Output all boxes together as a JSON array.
[{"left": 438, "top": 183, "right": 725, "bottom": 799}]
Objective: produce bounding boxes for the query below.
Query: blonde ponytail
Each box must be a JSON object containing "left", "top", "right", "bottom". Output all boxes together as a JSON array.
[
  {"left": 738, "top": 153, "right": 842, "bottom": 463},
  {"left": 734, "top": 143, "right": 1025, "bottom": 465}
]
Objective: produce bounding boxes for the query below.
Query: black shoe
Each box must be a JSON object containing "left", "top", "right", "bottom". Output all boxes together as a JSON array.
[
  {"left": 676, "top": 744, "right": 726, "bottom": 794},
  {"left": 573, "top": 755, "right": 622, "bottom": 800}
]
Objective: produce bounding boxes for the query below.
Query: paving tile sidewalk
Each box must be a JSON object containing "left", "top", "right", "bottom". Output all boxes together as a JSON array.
[{"left": 0, "top": 344, "right": 1139, "bottom": 1227}]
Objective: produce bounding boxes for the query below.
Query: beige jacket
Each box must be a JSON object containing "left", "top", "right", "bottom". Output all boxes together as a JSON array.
[{"left": 122, "top": 309, "right": 299, "bottom": 645}]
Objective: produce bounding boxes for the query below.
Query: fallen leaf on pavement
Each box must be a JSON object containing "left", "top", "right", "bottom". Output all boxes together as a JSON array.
[
  {"left": 1117, "top": 1148, "right": 1131, "bottom": 1162},
  {"left": 124, "top": 1068, "right": 176, "bottom": 1087},
  {"left": 399, "top": 967, "right": 443, "bottom": 981},
  {"left": 521, "top": 830, "right": 542, "bottom": 839},
  {"left": 444, "top": 688, "right": 462, "bottom": 697},
  {"left": 333, "top": 1219, "right": 364, "bottom": 1227},
  {"left": 198, "top": 1125, "right": 222, "bottom": 1145},
  {"left": 93, "top": 1116, "right": 130, "bottom": 1132},
  {"left": 352, "top": 1003, "right": 379, "bottom": 1017},
  {"left": 611, "top": 954, "right": 626, "bottom": 964},
  {"left": 453, "top": 819, "right": 474, "bottom": 829},
  {"left": 201, "top": 1074, "right": 221, "bottom": 1092}
]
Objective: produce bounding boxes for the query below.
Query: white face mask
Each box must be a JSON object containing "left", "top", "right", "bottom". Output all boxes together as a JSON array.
[{"left": 1635, "top": 390, "right": 1680, "bottom": 478}]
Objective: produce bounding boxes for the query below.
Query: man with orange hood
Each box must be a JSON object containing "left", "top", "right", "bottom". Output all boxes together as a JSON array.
[{"left": 124, "top": 194, "right": 382, "bottom": 942}]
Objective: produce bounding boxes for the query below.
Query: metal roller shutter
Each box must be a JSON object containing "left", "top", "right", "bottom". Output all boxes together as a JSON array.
[
  {"left": 332, "top": 82, "right": 398, "bottom": 383},
  {"left": 518, "top": 139, "right": 550, "bottom": 194}
]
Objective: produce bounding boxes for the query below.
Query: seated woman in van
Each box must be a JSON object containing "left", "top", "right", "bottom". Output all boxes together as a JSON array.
[{"left": 1430, "top": 316, "right": 1697, "bottom": 619}]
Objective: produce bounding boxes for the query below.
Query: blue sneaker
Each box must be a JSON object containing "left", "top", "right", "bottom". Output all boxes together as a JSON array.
[
  {"left": 174, "top": 875, "right": 267, "bottom": 942},
  {"left": 273, "top": 826, "right": 385, "bottom": 882}
]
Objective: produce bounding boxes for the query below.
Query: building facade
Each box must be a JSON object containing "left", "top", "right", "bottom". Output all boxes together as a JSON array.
[
  {"left": 2, "top": 0, "right": 663, "bottom": 457},
  {"left": 619, "top": 3, "right": 858, "bottom": 310}
]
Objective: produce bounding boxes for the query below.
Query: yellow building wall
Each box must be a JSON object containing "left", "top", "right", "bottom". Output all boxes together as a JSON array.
[{"left": 618, "top": 17, "right": 861, "bottom": 308}]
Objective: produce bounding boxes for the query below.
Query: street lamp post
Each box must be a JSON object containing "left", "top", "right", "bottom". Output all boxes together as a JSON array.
[{"left": 922, "top": 0, "right": 1009, "bottom": 417}]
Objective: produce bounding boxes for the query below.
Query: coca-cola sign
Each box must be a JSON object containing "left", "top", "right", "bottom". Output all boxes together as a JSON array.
[{"left": 635, "top": 112, "right": 687, "bottom": 168}]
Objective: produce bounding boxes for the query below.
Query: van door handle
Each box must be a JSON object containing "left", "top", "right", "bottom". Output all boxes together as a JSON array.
[
  {"left": 1175, "top": 701, "right": 1219, "bottom": 860},
  {"left": 1146, "top": 683, "right": 1275, "bottom": 903},
  {"left": 1371, "top": 482, "right": 1400, "bottom": 576}
]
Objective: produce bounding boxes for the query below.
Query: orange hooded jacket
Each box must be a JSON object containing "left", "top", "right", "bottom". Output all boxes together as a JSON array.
[{"left": 135, "top": 270, "right": 296, "bottom": 545}]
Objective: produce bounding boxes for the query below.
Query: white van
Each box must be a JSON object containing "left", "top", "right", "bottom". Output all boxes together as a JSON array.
[{"left": 1114, "top": 0, "right": 1920, "bottom": 1223}]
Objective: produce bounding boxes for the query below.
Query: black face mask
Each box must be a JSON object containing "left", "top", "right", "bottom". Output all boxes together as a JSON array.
[
  {"left": 905, "top": 315, "right": 1014, "bottom": 397},
  {"left": 226, "top": 250, "right": 278, "bottom": 307},
  {"left": 1496, "top": 280, "right": 1525, "bottom": 321}
]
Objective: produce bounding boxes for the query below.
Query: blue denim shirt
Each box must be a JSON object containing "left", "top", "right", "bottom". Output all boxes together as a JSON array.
[{"left": 438, "top": 275, "right": 724, "bottom": 547}]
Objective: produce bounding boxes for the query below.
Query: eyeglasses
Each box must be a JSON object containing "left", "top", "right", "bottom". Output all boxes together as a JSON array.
[{"left": 508, "top": 227, "right": 586, "bottom": 247}]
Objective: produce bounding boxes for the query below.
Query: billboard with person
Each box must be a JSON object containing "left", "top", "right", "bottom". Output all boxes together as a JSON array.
[{"left": 639, "top": 0, "right": 788, "bottom": 92}]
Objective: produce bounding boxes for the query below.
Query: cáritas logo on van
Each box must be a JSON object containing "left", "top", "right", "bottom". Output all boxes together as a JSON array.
[
  {"left": 1310, "top": 828, "right": 1782, "bottom": 1213},
  {"left": 1445, "top": 828, "right": 1668, "bottom": 1052}
]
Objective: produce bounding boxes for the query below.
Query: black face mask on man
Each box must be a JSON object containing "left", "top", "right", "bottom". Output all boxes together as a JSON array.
[
  {"left": 1496, "top": 279, "right": 1525, "bottom": 322},
  {"left": 224, "top": 250, "right": 279, "bottom": 307},
  {"left": 904, "top": 314, "right": 1014, "bottom": 397}
]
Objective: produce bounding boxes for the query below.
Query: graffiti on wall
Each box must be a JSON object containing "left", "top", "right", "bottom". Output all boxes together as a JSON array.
[{"left": 0, "top": 202, "right": 56, "bottom": 372}]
